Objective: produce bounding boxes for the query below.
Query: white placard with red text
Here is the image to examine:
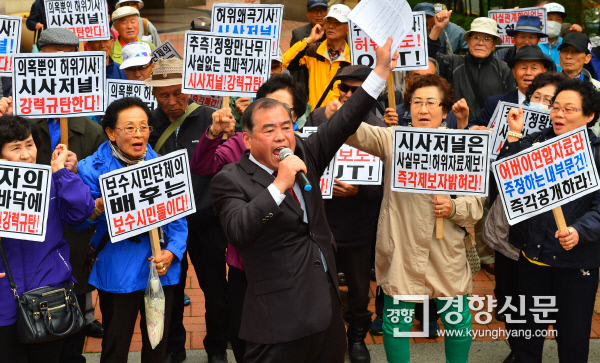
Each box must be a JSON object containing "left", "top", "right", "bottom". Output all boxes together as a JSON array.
[
  {"left": 348, "top": 12, "right": 428, "bottom": 71},
  {"left": 105, "top": 79, "right": 158, "bottom": 112},
  {"left": 191, "top": 94, "right": 223, "bottom": 109},
  {"left": 488, "top": 7, "right": 547, "bottom": 46},
  {"left": 151, "top": 40, "right": 183, "bottom": 63},
  {"left": 391, "top": 127, "right": 490, "bottom": 196},
  {"left": 492, "top": 127, "right": 599, "bottom": 225},
  {"left": 44, "top": 0, "right": 110, "bottom": 40},
  {"left": 487, "top": 102, "right": 552, "bottom": 160},
  {"left": 333, "top": 144, "right": 383, "bottom": 185},
  {"left": 0, "top": 15, "right": 22, "bottom": 77},
  {"left": 182, "top": 31, "right": 272, "bottom": 97},
  {"left": 13, "top": 52, "right": 106, "bottom": 118},
  {"left": 211, "top": 3, "right": 283, "bottom": 56},
  {"left": 100, "top": 150, "right": 196, "bottom": 242},
  {"left": 0, "top": 161, "right": 52, "bottom": 242}
]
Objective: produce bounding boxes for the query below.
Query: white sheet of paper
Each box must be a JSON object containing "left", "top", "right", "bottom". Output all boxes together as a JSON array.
[{"left": 348, "top": 0, "right": 413, "bottom": 57}]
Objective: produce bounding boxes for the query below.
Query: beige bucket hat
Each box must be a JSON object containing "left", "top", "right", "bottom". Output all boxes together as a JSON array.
[
  {"left": 144, "top": 58, "right": 183, "bottom": 87},
  {"left": 463, "top": 17, "right": 502, "bottom": 45}
]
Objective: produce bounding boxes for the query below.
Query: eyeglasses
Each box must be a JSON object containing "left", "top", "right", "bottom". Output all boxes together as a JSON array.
[
  {"left": 338, "top": 83, "right": 359, "bottom": 94},
  {"left": 309, "top": 7, "right": 328, "bottom": 14},
  {"left": 530, "top": 94, "right": 553, "bottom": 105},
  {"left": 325, "top": 19, "right": 345, "bottom": 27},
  {"left": 550, "top": 103, "right": 583, "bottom": 114},
  {"left": 116, "top": 125, "right": 153, "bottom": 134},
  {"left": 470, "top": 35, "right": 494, "bottom": 44},
  {"left": 123, "top": 62, "right": 152, "bottom": 73},
  {"left": 410, "top": 99, "right": 442, "bottom": 109}
]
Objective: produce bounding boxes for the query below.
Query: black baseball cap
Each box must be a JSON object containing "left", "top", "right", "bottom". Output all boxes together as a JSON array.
[
  {"left": 307, "top": 0, "right": 328, "bottom": 11},
  {"left": 558, "top": 33, "right": 591, "bottom": 54}
]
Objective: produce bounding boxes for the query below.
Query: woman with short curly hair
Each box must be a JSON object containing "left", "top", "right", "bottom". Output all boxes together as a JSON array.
[
  {"left": 500, "top": 79, "right": 600, "bottom": 362},
  {"left": 346, "top": 73, "right": 483, "bottom": 362}
]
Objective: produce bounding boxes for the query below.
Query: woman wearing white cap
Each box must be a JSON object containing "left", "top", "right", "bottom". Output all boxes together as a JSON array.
[{"left": 114, "top": 0, "right": 162, "bottom": 46}]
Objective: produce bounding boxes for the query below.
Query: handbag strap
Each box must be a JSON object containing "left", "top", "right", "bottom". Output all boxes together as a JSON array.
[
  {"left": 153, "top": 103, "right": 200, "bottom": 153},
  {"left": 0, "top": 239, "right": 18, "bottom": 299}
]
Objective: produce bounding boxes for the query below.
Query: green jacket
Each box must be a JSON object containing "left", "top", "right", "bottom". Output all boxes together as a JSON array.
[
  {"left": 110, "top": 37, "right": 156, "bottom": 64},
  {"left": 34, "top": 117, "right": 107, "bottom": 294}
]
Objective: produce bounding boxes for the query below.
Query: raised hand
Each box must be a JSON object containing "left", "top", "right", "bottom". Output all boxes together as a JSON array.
[
  {"left": 374, "top": 37, "right": 400, "bottom": 80},
  {"left": 51, "top": 144, "right": 69, "bottom": 172},
  {"left": 383, "top": 107, "right": 398, "bottom": 126},
  {"left": 210, "top": 108, "right": 236, "bottom": 138},
  {"left": 325, "top": 100, "right": 342, "bottom": 119},
  {"left": 452, "top": 98, "right": 469, "bottom": 129},
  {"left": 307, "top": 24, "right": 324, "bottom": 44}
]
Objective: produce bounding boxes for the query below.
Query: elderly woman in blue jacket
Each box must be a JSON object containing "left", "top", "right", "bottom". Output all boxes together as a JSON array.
[
  {"left": 75, "top": 97, "right": 187, "bottom": 363},
  {"left": 0, "top": 115, "right": 95, "bottom": 363},
  {"left": 499, "top": 79, "right": 600, "bottom": 362}
]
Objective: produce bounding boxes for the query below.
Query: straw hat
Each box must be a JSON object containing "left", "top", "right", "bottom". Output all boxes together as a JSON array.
[
  {"left": 144, "top": 58, "right": 183, "bottom": 87},
  {"left": 463, "top": 17, "right": 502, "bottom": 45},
  {"left": 115, "top": 0, "right": 144, "bottom": 10}
]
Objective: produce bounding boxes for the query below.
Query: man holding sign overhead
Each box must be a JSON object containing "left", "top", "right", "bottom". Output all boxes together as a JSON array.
[
  {"left": 495, "top": 80, "right": 600, "bottom": 362},
  {"left": 211, "top": 37, "right": 398, "bottom": 363}
]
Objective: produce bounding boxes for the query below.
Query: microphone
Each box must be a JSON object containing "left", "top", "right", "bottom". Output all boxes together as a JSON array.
[{"left": 279, "top": 148, "right": 312, "bottom": 192}]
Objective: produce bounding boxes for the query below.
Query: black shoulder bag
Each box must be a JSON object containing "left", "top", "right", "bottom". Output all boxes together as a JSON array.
[{"left": 0, "top": 239, "right": 84, "bottom": 344}]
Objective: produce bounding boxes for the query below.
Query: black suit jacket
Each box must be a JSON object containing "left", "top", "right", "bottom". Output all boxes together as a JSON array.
[
  {"left": 468, "top": 89, "right": 520, "bottom": 128},
  {"left": 210, "top": 87, "right": 377, "bottom": 344}
]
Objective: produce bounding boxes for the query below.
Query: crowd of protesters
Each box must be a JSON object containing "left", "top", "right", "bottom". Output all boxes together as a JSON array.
[{"left": 0, "top": 0, "right": 600, "bottom": 363}]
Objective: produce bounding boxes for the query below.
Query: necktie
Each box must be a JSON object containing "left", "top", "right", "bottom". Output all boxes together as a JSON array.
[{"left": 273, "top": 171, "right": 300, "bottom": 205}]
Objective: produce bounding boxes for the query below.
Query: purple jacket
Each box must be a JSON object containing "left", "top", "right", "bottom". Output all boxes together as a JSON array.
[
  {"left": 191, "top": 127, "right": 246, "bottom": 269},
  {"left": 0, "top": 168, "right": 95, "bottom": 326}
]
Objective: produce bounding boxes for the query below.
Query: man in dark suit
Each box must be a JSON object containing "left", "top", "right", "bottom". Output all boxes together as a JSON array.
[
  {"left": 467, "top": 45, "right": 554, "bottom": 129},
  {"left": 210, "top": 39, "right": 398, "bottom": 363}
]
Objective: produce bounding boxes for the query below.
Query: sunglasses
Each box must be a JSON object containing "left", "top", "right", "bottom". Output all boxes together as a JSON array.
[
  {"left": 124, "top": 62, "right": 152, "bottom": 72},
  {"left": 338, "top": 83, "right": 359, "bottom": 94}
]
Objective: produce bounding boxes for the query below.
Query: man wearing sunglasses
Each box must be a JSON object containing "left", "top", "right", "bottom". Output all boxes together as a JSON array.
[
  {"left": 428, "top": 10, "right": 515, "bottom": 121},
  {"left": 304, "top": 65, "right": 387, "bottom": 363}
]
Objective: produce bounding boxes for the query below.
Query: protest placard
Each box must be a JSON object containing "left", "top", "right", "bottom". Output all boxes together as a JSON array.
[
  {"left": 99, "top": 150, "right": 196, "bottom": 242},
  {"left": 349, "top": 12, "right": 428, "bottom": 71},
  {"left": 391, "top": 127, "right": 490, "bottom": 196},
  {"left": 492, "top": 127, "right": 600, "bottom": 225},
  {"left": 106, "top": 79, "right": 158, "bottom": 112},
  {"left": 182, "top": 32, "right": 272, "bottom": 98},
  {"left": 334, "top": 144, "right": 383, "bottom": 185},
  {"left": 488, "top": 102, "right": 552, "bottom": 160},
  {"left": 488, "top": 7, "right": 547, "bottom": 46},
  {"left": 13, "top": 52, "right": 106, "bottom": 118},
  {"left": 211, "top": 3, "right": 282, "bottom": 56},
  {"left": 302, "top": 127, "right": 335, "bottom": 199},
  {"left": 0, "top": 161, "right": 52, "bottom": 242},
  {"left": 45, "top": 0, "right": 110, "bottom": 40},
  {"left": 190, "top": 94, "right": 223, "bottom": 109},
  {"left": 0, "top": 16, "right": 22, "bottom": 77},
  {"left": 348, "top": 0, "right": 413, "bottom": 54},
  {"left": 150, "top": 40, "right": 182, "bottom": 63}
]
